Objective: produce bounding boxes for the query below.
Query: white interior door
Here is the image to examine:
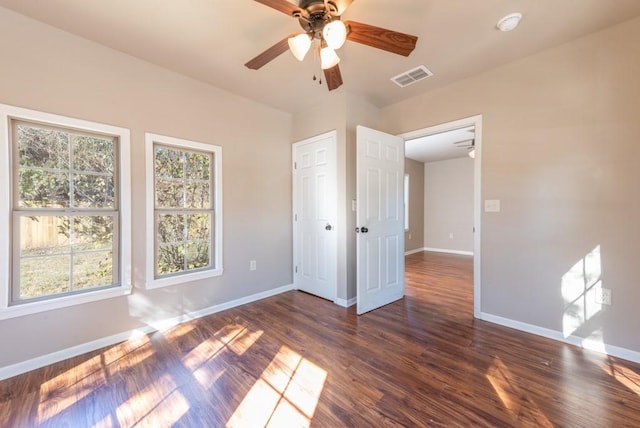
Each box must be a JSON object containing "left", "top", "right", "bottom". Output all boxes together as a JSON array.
[
  {"left": 293, "top": 131, "right": 337, "bottom": 301},
  {"left": 356, "top": 126, "right": 405, "bottom": 314}
]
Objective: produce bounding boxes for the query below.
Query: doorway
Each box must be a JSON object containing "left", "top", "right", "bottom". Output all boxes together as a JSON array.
[{"left": 400, "top": 115, "right": 482, "bottom": 318}]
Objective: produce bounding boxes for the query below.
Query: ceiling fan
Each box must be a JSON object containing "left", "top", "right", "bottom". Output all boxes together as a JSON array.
[
  {"left": 453, "top": 138, "right": 476, "bottom": 158},
  {"left": 245, "top": 0, "right": 419, "bottom": 91}
]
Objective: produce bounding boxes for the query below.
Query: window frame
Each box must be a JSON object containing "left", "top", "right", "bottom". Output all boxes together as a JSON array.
[
  {"left": 0, "top": 103, "right": 132, "bottom": 320},
  {"left": 144, "top": 133, "right": 223, "bottom": 289}
]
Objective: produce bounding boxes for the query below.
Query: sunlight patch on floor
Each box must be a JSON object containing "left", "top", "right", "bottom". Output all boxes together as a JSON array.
[
  {"left": 193, "top": 365, "right": 227, "bottom": 390},
  {"left": 608, "top": 363, "right": 640, "bottom": 396},
  {"left": 486, "top": 356, "right": 553, "bottom": 427},
  {"left": 161, "top": 322, "right": 197, "bottom": 342},
  {"left": 104, "top": 337, "right": 155, "bottom": 377},
  {"left": 181, "top": 336, "right": 227, "bottom": 372},
  {"left": 115, "top": 372, "right": 189, "bottom": 426},
  {"left": 181, "top": 325, "right": 264, "bottom": 374},
  {"left": 226, "top": 345, "right": 327, "bottom": 428},
  {"left": 591, "top": 357, "right": 640, "bottom": 396},
  {"left": 36, "top": 333, "right": 156, "bottom": 425},
  {"left": 37, "top": 353, "right": 106, "bottom": 424}
]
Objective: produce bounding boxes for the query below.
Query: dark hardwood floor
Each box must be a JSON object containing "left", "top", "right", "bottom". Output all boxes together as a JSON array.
[{"left": 1, "top": 251, "right": 639, "bottom": 427}]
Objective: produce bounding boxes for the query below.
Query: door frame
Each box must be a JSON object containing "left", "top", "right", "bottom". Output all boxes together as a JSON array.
[
  {"left": 292, "top": 130, "right": 338, "bottom": 302},
  {"left": 400, "top": 115, "right": 483, "bottom": 319}
]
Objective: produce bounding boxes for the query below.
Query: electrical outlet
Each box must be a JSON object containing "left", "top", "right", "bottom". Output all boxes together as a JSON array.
[
  {"left": 250, "top": 260, "right": 256, "bottom": 271},
  {"left": 484, "top": 199, "right": 501, "bottom": 213},
  {"left": 408, "top": 233, "right": 412, "bottom": 239},
  {"left": 595, "top": 286, "right": 612, "bottom": 305}
]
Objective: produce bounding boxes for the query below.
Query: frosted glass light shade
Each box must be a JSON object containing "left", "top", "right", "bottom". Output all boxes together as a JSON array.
[
  {"left": 323, "top": 20, "right": 347, "bottom": 50},
  {"left": 320, "top": 46, "right": 340, "bottom": 69},
  {"left": 288, "top": 33, "right": 311, "bottom": 61}
]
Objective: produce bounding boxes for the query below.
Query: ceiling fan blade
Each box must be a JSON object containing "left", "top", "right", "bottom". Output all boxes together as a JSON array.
[
  {"left": 345, "top": 20, "right": 418, "bottom": 56},
  {"left": 323, "top": 64, "right": 343, "bottom": 91},
  {"left": 452, "top": 139, "right": 474, "bottom": 145},
  {"left": 327, "top": 0, "right": 353, "bottom": 16},
  {"left": 254, "top": 0, "right": 301, "bottom": 16},
  {"left": 245, "top": 33, "right": 299, "bottom": 70}
]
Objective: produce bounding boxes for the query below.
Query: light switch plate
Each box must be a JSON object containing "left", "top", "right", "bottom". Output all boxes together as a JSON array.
[
  {"left": 484, "top": 199, "right": 501, "bottom": 213},
  {"left": 352, "top": 200, "right": 357, "bottom": 211}
]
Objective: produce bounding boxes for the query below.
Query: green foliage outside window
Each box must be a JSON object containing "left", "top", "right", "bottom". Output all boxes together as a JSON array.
[
  {"left": 154, "top": 146, "right": 213, "bottom": 277},
  {"left": 15, "top": 123, "right": 117, "bottom": 301}
]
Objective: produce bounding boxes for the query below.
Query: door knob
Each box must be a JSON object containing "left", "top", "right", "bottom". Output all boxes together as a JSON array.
[
  {"left": 361, "top": 227, "right": 369, "bottom": 233},
  {"left": 355, "top": 227, "right": 360, "bottom": 233},
  {"left": 325, "top": 224, "right": 333, "bottom": 231}
]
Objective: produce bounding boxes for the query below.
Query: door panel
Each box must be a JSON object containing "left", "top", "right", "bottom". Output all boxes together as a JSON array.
[
  {"left": 293, "top": 132, "right": 337, "bottom": 301},
  {"left": 357, "top": 126, "right": 405, "bottom": 314}
]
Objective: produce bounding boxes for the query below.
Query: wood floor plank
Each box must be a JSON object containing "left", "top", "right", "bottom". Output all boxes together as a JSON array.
[{"left": 1, "top": 251, "right": 640, "bottom": 427}]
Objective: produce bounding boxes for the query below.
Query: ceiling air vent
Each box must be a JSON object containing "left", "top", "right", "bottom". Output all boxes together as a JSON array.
[{"left": 391, "top": 65, "right": 433, "bottom": 88}]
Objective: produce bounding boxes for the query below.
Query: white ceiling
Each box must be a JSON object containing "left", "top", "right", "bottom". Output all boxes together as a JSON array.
[
  {"left": 406, "top": 126, "right": 475, "bottom": 163},
  {"left": 1, "top": 1, "right": 640, "bottom": 114}
]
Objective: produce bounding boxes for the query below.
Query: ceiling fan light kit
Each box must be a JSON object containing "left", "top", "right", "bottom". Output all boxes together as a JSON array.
[
  {"left": 320, "top": 45, "right": 340, "bottom": 69},
  {"left": 246, "top": 0, "right": 419, "bottom": 91},
  {"left": 288, "top": 33, "right": 312, "bottom": 61},
  {"left": 322, "top": 19, "right": 347, "bottom": 49}
]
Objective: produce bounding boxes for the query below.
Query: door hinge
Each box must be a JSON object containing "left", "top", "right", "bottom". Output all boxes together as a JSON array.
[
  {"left": 294, "top": 213, "right": 298, "bottom": 221},
  {"left": 295, "top": 266, "right": 298, "bottom": 273},
  {"left": 294, "top": 161, "right": 297, "bottom": 170}
]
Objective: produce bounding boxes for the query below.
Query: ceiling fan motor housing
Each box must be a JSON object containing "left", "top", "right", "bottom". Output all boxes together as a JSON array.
[
  {"left": 296, "top": 0, "right": 341, "bottom": 39},
  {"left": 299, "top": 0, "right": 338, "bottom": 14}
]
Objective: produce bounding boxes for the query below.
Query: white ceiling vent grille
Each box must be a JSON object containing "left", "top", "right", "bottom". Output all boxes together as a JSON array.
[{"left": 391, "top": 65, "right": 433, "bottom": 88}]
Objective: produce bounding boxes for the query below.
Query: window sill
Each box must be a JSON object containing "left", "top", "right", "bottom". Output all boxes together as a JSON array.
[
  {"left": 0, "top": 285, "right": 132, "bottom": 321},
  {"left": 144, "top": 268, "right": 223, "bottom": 290}
]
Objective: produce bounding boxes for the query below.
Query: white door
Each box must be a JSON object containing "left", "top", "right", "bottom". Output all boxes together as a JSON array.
[
  {"left": 356, "top": 126, "right": 405, "bottom": 314},
  {"left": 293, "top": 131, "right": 337, "bottom": 301}
]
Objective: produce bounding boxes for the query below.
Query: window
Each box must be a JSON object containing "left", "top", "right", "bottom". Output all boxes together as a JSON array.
[
  {"left": 145, "top": 133, "right": 222, "bottom": 289},
  {"left": 0, "top": 104, "right": 131, "bottom": 319},
  {"left": 404, "top": 173, "right": 410, "bottom": 231}
]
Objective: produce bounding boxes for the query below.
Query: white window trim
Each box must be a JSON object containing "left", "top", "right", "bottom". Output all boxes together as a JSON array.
[
  {"left": 0, "top": 103, "right": 132, "bottom": 320},
  {"left": 144, "top": 133, "right": 223, "bottom": 289}
]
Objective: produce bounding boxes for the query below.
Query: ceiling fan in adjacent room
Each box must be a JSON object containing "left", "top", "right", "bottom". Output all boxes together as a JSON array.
[
  {"left": 453, "top": 138, "right": 476, "bottom": 158},
  {"left": 245, "top": 0, "right": 419, "bottom": 91}
]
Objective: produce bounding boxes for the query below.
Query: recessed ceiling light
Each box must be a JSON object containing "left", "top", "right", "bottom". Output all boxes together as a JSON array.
[{"left": 497, "top": 13, "right": 522, "bottom": 32}]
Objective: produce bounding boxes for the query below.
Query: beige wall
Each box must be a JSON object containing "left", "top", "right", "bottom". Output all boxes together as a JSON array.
[
  {"left": 424, "top": 157, "right": 474, "bottom": 253},
  {"left": 0, "top": 8, "right": 292, "bottom": 367},
  {"left": 404, "top": 158, "right": 425, "bottom": 252},
  {"left": 381, "top": 17, "right": 640, "bottom": 354}
]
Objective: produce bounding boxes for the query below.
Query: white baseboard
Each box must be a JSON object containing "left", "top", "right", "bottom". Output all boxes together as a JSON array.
[
  {"left": 0, "top": 284, "right": 294, "bottom": 381},
  {"left": 480, "top": 312, "right": 640, "bottom": 364},
  {"left": 404, "top": 247, "right": 425, "bottom": 256},
  {"left": 423, "top": 247, "right": 473, "bottom": 256},
  {"left": 335, "top": 297, "right": 357, "bottom": 308}
]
